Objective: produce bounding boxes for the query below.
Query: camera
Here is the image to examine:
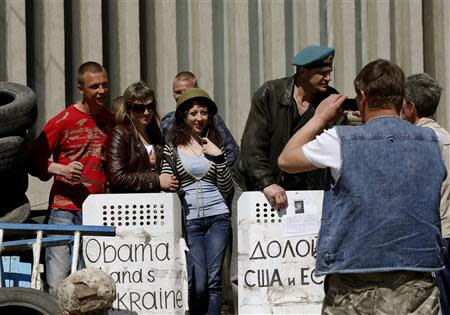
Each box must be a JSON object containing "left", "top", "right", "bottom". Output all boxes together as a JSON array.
[{"left": 342, "top": 98, "right": 358, "bottom": 111}]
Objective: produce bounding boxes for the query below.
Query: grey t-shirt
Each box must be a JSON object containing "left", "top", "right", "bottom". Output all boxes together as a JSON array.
[{"left": 178, "top": 150, "right": 229, "bottom": 220}]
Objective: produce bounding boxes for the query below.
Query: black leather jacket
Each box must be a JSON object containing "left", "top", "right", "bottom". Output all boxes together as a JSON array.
[
  {"left": 104, "top": 124, "right": 162, "bottom": 193},
  {"left": 235, "top": 75, "right": 338, "bottom": 191}
]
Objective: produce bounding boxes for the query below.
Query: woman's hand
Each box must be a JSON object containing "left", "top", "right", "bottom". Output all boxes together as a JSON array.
[
  {"left": 159, "top": 174, "right": 179, "bottom": 191},
  {"left": 201, "top": 137, "right": 223, "bottom": 157}
]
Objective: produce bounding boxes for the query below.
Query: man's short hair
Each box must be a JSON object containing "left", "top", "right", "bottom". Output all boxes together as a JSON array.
[
  {"left": 354, "top": 59, "right": 405, "bottom": 112},
  {"left": 405, "top": 73, "right": 442, "bottom": 118},
  {"left": 174, "top": 71, "right": 198, "bottom": 87},
  {"left": 78, "top": 61, "right": 106, "bottom": 86}
]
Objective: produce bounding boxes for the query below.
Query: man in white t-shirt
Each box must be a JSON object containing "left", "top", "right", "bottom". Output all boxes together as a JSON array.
[{"left": 278, "top": 59, "right": 445, "bottom": 314}]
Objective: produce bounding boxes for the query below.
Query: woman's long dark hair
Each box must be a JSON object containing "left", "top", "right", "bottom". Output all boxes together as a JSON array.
[
  {"left": 117, "top": 81, "right": 163, "bottom": 145},
  {"left": 170, "top": 99, "right": 223, "bottom": 147}
]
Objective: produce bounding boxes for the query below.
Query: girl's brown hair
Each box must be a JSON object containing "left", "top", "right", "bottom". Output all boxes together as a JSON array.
[{"left": 170, "top": 98, "right": 223, "bottom": 147}]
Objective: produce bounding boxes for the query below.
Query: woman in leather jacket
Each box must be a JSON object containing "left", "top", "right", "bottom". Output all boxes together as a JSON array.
[{"left": 104, "top": 81, "right": 179, "bottom": 193}]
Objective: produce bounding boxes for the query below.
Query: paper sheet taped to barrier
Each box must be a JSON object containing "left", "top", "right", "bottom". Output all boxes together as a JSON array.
[
  {"left": 83, "top": 193, "right": 188, "bottom": 315},
  {"left": 238, "top": 191, "right": 324, "bottom": 314}
]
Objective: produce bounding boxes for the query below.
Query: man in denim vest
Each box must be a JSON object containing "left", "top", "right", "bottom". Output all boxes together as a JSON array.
[
  {"left": 279, "top": 59, "right": 445, "bottom": 314},
  {"left": 402, "top": 73, "right": 450, "bottom": 315}
]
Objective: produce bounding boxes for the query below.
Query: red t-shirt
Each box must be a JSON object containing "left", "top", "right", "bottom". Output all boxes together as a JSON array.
[{"left": 30, "top": 105, "right": 115, "bottom": 210}]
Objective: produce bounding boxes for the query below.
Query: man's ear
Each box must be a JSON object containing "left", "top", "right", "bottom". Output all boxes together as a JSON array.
[
  {"left": 402, "top": 98, "right": 407, "bottom": 108},
  {"left": 359, "top": 90, "right": 367, "bottom": 106},
  {"left": 298, "top": 66, "right": 307, "bottom": 76},
  {"left": 77, "top": 84, "right": 83, "bottom": 95},
  {"left": 409, "top": 101, "right": 418, "bottom": 119}
]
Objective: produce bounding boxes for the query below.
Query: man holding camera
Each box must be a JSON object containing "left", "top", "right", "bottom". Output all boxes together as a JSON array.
[{"left": 279, "top": 59, "right": 444, "bottom": 314}]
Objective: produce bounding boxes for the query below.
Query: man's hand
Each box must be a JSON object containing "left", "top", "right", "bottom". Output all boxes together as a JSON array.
[
  {"left": 346, "top": 110, "right": 363, "bottom": 126},
  {"left": 278, "top": 94, "right": 346, "bottom": 174},
  {"left": 49, "top": 161, "right": 84, "bottom": 182},
  {"left": 159, "top": 174, "right": 179, "bottom": 191},
  {"left": 263, "top": 184, "right": 288, "bottom": 209},
  {"left": 314, "top": 94, "right": 347, "bottom": 125}
]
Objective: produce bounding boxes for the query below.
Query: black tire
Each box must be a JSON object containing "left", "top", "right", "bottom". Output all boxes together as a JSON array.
[
  {"left": 0, "top": 169, "right": 29, "bottom": 195},
  {"left": 0, "top": 288, "right": 62, "bottom": 315},
  {"left": 0, "top": 82, "right": 37, "bottom": 137},
  {"left": 0, "top": 136, "right": 26, "bottom": 173},
  {"left": 0, "top": 193, "right": 30, "bottom": 223}
]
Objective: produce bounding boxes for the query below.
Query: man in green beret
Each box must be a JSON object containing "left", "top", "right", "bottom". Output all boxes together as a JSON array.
[
  {"left": 235, "top": 45, "right": 337, "bottom": 208},
  {"left": 230, "top": 45, "right": 339, "bottom": 308}
]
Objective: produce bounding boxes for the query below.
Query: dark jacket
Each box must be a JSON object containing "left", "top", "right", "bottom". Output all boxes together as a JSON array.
[
  {"left": 104, "top": 124, "right": 162, "bottom": 193},
  {"left": 235, "top": 75, "right": 338, "bottom": 191}
]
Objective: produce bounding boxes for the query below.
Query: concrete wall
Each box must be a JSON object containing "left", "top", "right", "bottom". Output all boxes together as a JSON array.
[{"left": 1, "top": 0, "right": 449, "bottom": 210}]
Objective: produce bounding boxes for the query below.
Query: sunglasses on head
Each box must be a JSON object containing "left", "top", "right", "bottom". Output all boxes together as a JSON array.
[{"left": 131, "top": 101, "right": 156, "bottom": 113}]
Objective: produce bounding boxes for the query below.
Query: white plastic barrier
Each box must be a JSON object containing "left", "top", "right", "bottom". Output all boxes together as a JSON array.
[
  {"left": 83, "top": 193, "right": 188, "bottom": 315},
  {"left": 238, "top": 191, "right": 324, "bottom": 314}
]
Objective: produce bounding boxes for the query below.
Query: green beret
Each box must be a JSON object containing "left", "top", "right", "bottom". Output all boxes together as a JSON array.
[
  {"left": 176, "top": 88, "right": 218, "bottom": 115},
  {"left": 291, "top": 45, "right": 335, "bottom": 68}
]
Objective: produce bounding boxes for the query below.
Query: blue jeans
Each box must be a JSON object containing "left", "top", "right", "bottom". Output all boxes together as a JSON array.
[
  {"left": 186, "top": 213, "right": 231, "bottom": 315},
  {"left": 436, "top": 238, "right": 450, "bottom": 315},
  {"left": 45, "top": 209, "right": 84, "bottom": 294}
]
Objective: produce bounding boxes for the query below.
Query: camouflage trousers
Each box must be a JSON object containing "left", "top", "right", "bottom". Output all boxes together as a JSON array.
[{"left": 322, "top": 271, "right": 440, "bottom": 315}]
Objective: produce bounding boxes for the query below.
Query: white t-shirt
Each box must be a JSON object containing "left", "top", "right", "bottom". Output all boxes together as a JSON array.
[
  {"left": 302, "top": 127, "right": 341, "bottom": 181},
  {"left": 302, "top": 125, "right": 442, "bottom": 182}
]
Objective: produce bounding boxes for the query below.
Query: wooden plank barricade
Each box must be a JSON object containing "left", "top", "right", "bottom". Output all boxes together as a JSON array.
[
  {"left": 83, "top": 193, "right": 188, "bottom": 315},
  {"left": 238, "top": 191, "right": 325, "bottom": 314}
]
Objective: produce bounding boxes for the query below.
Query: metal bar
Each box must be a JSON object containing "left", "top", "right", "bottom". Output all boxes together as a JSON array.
[
  {"left": 0, "top": 229, "right": 3, "bottom": 254},
  {"left": 71, "top": 231, "right": 81, "bottom": 274},
  {"left": 0, "top": 229, "right": 3, "bottom": 287},
  {"left": 0, "top": 223, "right": 115, "bottom": 236},
  {"left": 31, "top": 230, "right": 43, "bottom": 290},
  {"left": 1, "top": 236, "right": 73, "bottom": 251}
]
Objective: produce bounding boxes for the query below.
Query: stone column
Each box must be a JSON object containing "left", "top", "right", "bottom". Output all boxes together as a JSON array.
[
  {"left": 29, "top": 0, "right": 65, "bottom": 134},
  {"left": 423, "top": 0, "right": 450, "bottom": 130},
  {"left": 328, "top": 0, "right": 356, "bottom": 96},
  {"left": 393, "top": 0, "right": 423, "bottom": 75},
  {"left": 292, "top": 1, "right": 320, "bottom": 52},
  {"left": 152, "top": 0, "right": 178, "bottom": 115},
  {"left": 361, "top": 0, "right": 391, "bottom": 64},
  {"left": 27, "top": 0, "right": 66, "bottom": 211},
  {"left": 191, "top": 0, "right": 215, "bottom": 98},
  {"left": 68, "top": 0, "right": 103, "bottom": 102},
  {"left": 107, "top": 0, "right": 141, "bottom": 99},
  {"left": 225, "top": 0, "right": 251, "bottom": 141},
  {"left": 0, "top": 0, "right": 27, "bottom": 84},
  {"left": 262, "top": 0, "right": 286, "bottom": 81}
]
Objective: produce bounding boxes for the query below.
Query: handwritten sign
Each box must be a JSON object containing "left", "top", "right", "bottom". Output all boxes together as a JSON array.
[
  {"left": 83, "top": 193, "right": 188, "bottom": 315},
  {"left": 238, "top": 191, "right": 324, "bottom": 314}
]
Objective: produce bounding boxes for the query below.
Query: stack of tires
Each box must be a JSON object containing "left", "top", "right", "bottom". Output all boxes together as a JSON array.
[{"left": 0, "top": 82, "right": 37, "bottom": 223}]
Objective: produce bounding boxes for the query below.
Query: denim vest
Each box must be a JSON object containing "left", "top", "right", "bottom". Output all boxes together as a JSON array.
[{"left": 316, "top": 116, "right": 446, "bottom": 276}]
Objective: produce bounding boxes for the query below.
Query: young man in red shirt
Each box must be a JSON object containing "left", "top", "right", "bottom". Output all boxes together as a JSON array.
[{"left": 29, "top": 61, "right": 115, "bottom": 294}]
